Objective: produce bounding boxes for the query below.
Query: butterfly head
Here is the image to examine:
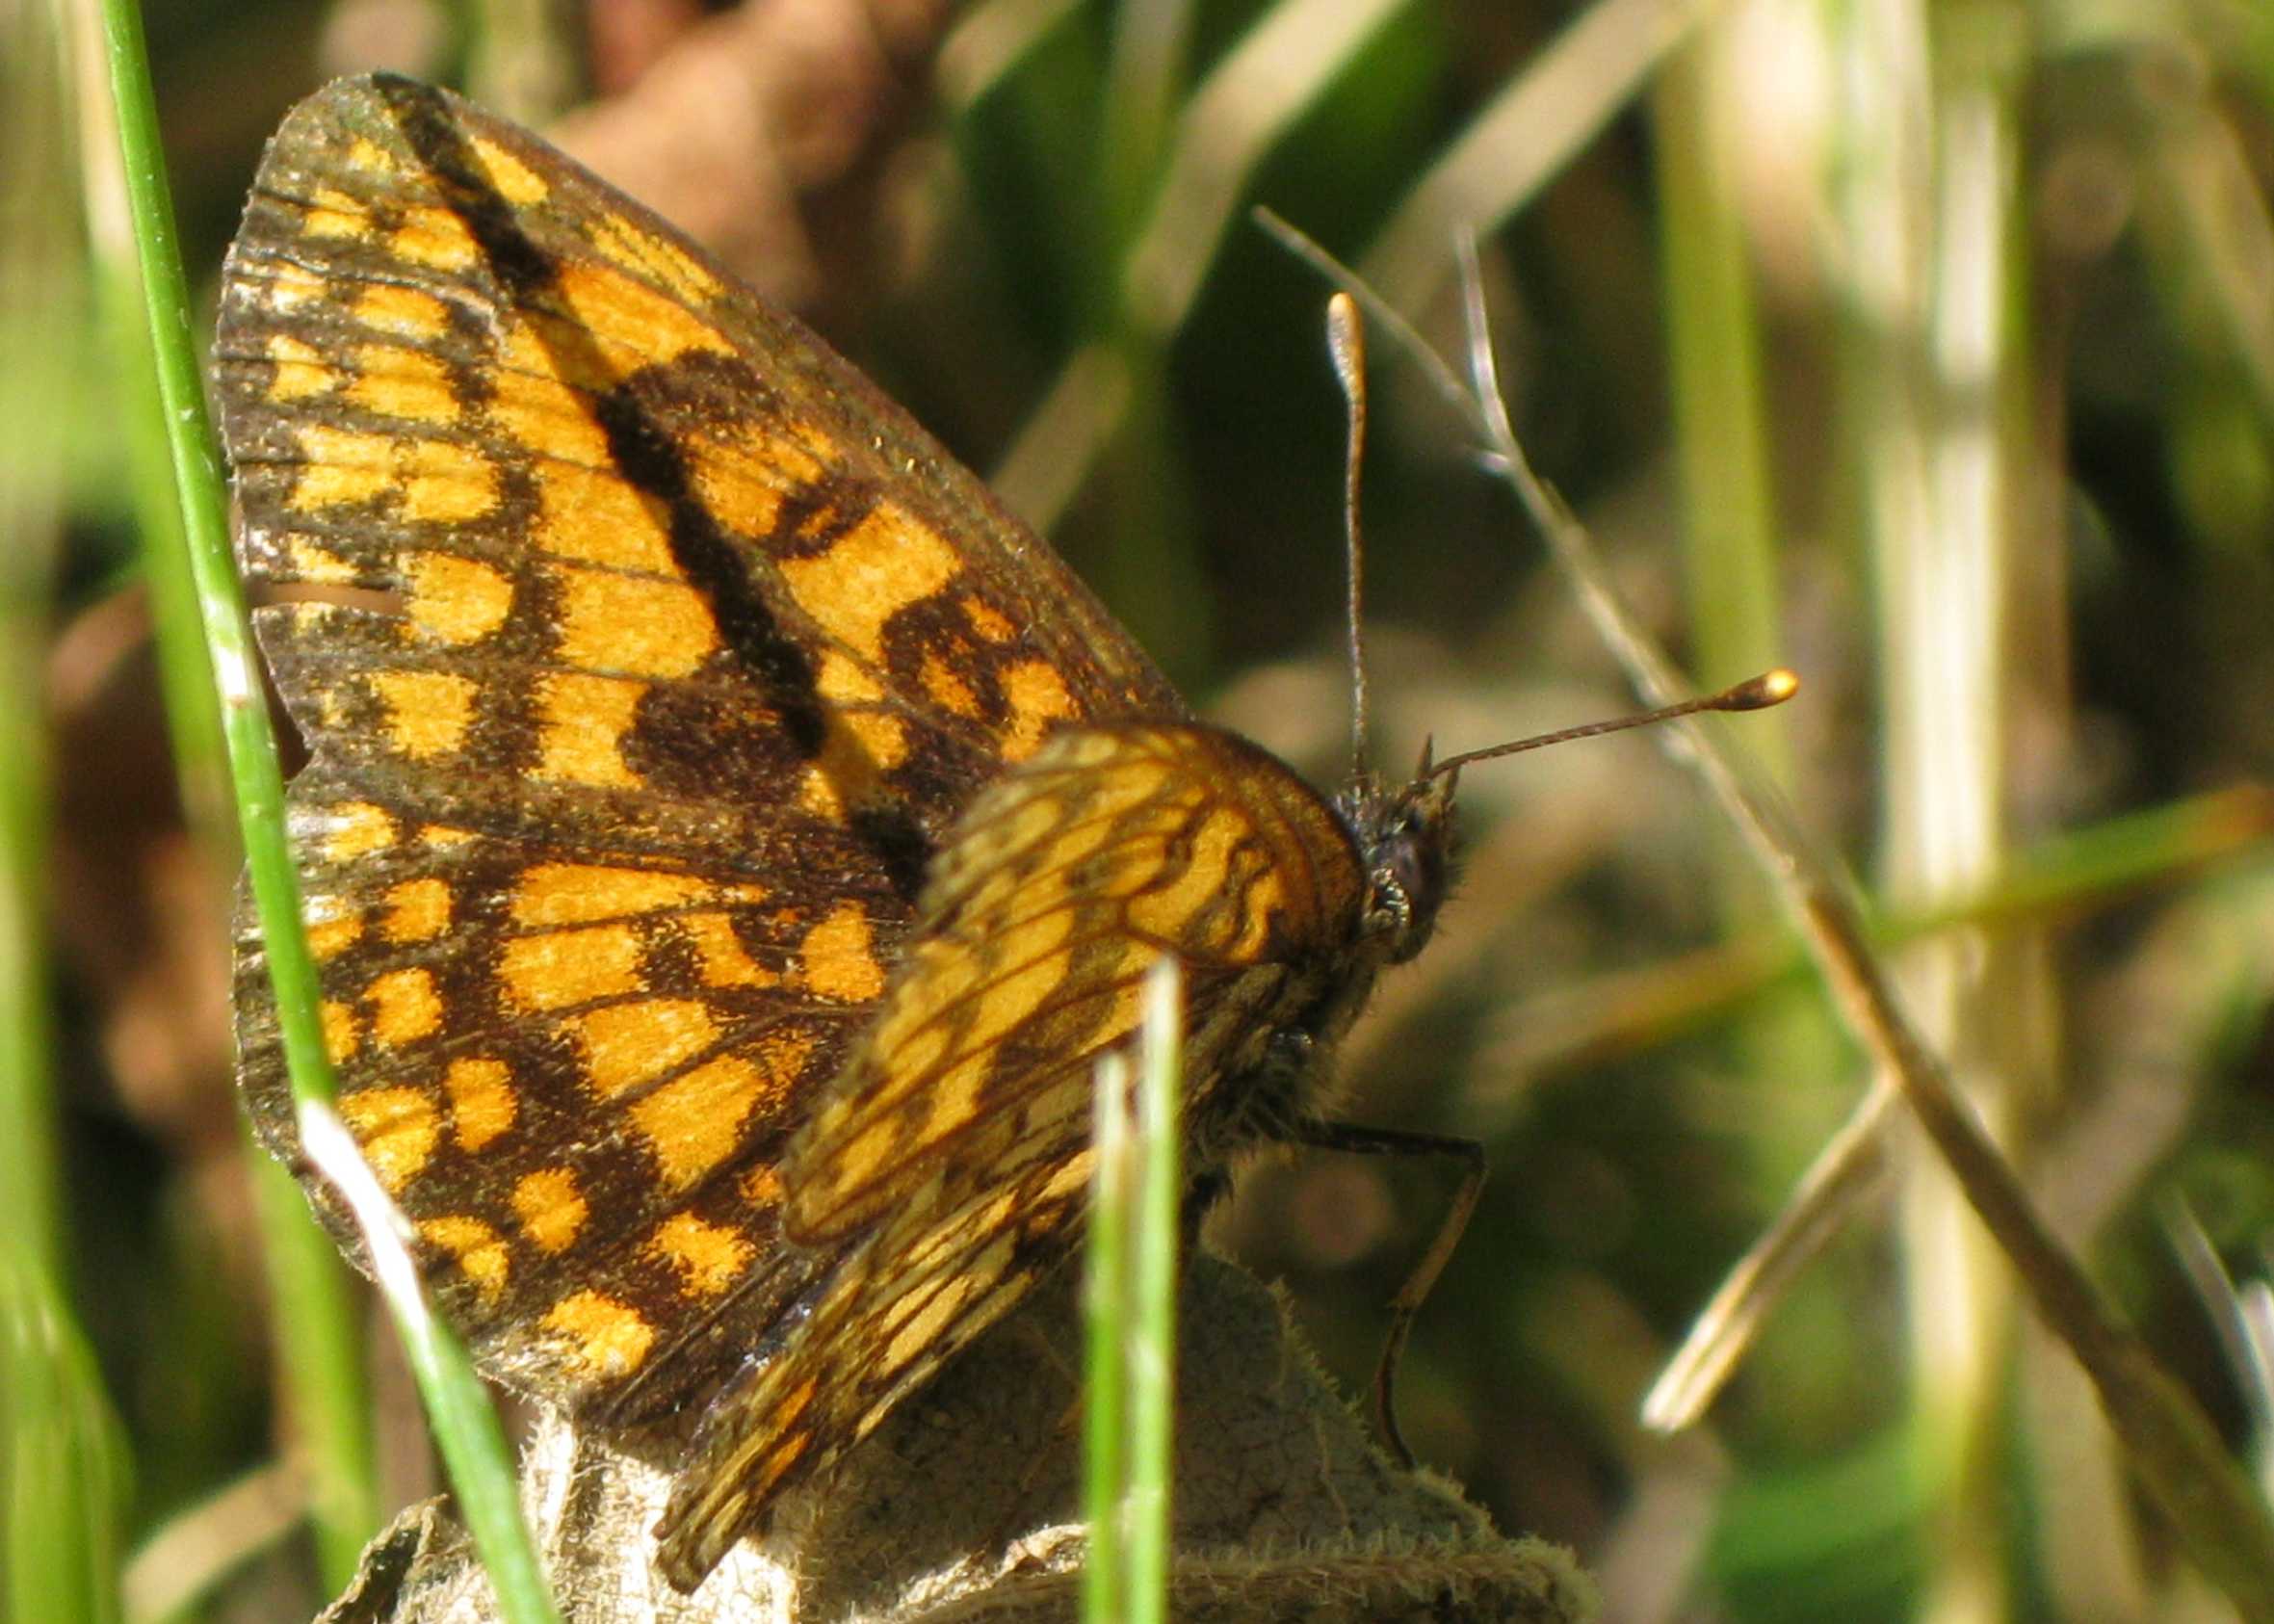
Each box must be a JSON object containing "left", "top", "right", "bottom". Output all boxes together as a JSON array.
[
  {"left": 1334, "top": 668, "right": 1801, "bottom": 968},
  {"left": 1340, "top": 747, "right": 1460, "bottom": 967}
]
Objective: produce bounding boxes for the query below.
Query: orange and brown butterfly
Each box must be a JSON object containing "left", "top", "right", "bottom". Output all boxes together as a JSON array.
[{"left": 213, "top": 72, "right": 1685, "bottom": 1592}]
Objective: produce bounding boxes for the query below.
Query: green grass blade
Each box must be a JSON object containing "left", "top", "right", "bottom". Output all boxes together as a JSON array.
[
  {"left": 1084, "top": 959, "right": 1181, "bottom": 1624},
  {"left": 1124, "top": 960, "right": 1180, "bottom": 1624},
  {"left": 1, "top": 1261, "right": 127, "bottom": 1624},
  {"left": 1084, "top": 1051, "right": 1132, "bottom": 1619}
]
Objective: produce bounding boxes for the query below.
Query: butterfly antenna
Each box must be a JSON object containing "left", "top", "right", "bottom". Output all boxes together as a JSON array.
[
  {"left": 1426, "top": 668, "right": 1799, "bottom": 780},
  {"left": 1326, "top": 292, "right": 1371, "bottom": 777}
]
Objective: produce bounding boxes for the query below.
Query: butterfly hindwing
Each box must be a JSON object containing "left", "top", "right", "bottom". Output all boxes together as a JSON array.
[{"left": 652, "top": 722, "right": 1368, "bottom": 1580}]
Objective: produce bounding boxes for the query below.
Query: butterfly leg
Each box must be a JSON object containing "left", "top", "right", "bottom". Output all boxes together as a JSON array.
[{"left": 1276, "top": 1120, "right": 1486, "bottom": 1469}]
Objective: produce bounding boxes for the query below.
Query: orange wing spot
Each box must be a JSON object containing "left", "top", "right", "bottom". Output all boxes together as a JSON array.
[
  {"left": 511, "top": 1167, "right": 588, "bottom": 1253},
  {"left": 962, "top": 598, "right": 1015, "bottom": 642},
  {"left": 632, "top": 1031, "right": 813, "bottom": 1189},
  {"left": 553, "top": 564, "right": 719, "bottom": 678},
  {"left": 380, "top": 877, "right": 453, "bottom": 943},
  {"left": 490, "top": 360, "right": 611, "bottom": 466},
  {"left": 402, "top": 551, "right": 513, "bottom": 645},
  {"left": 739, "top": 1164, "right": 785, "bottom": 1208},
  {"left": 470, "top": 134, "right": 550, "bottom": 203},
  {"left": 304, "top": 900, "right": 364, "bottom": 960},
  {"left": 525, "top": 459, "right": 675, "bottom": 575},
  {"left": 420, "top": 1216, "right": 510, "bottom": 1302},
  {"left": 682, "top": 423, "right": 801, "bottom": 542},
  {"left": 567, "top": 999, "right": 719, "bottom": 1098},
  {"left": 320, "top": 1000, "right": 360, "bottom": 1064},
  {"left": 401, "top": 438, "right": 499, "bottom": 523},
  {"left": 281, "top": 536, "right": 358, "bottom": 583},
  {"left": 800, "top": 902, "right": 886, "bottom": 1003},
  {"left": 367, "top": 669, "right": 477, "bottom": 759},
  {"left": 265, "top": 333, "right": 336, "bottom": 400},
  {"left": 550, "top": 260, "right": 733, "bottom": 371},
  {"left": 497, "top": 924, "right": 645, "bottom": 1013},
  {"left": 339, "top": 1086, "right": 438, "bottom": 1192},
  {"left": 288, "top": 425, "right": 393, "bottom": 511},
  {"left": 300, "top": 187, "right": 369, "bottom": 239},
  {"left": 850, "top": 710, "right": 908, "bottom": 769},
  {"left": 679, "top": 911, "right": 776, "bottom": 988},
  {"left": 445, "top": 1057, "right": 516, "bottom": 1153},
  {"left": 352, "top": 284, "right": 450, "bottom": 341},
  {"left": 777, "top": 499, "right": 958, "bottom": 663},
  {"left": 920, "top": 651, "right": 981, "bottom": 719},
  {"left": 421, "top": 825, "right": 476, "bottom": 847},
  {"left": 366, "top": 966, "right": 444, "bottom": 1047},
  {"left": 285, "top": 425, "right": 496, "bottom": 522},
  {"left": 319, "top": 800, "right": 396, "bottom": 861},
  {"left": 1000, "top": 658, "right": 1078, "bottom": 761},
  {"left": 797, "top": 710, "right": 910, "bottom": 821},
  {"left": 348, "top": 346, "right": 459, "bottom": 425},
  {"left": 816, "top": 650, "right": 883, "bottom": 704},
  {"left": 511, "top": 864, "right": 713, "bottom": 929},
  {"left": 255, "top": 260, "right": 328, "bottom": 313},
  {"left": 542, "top": 1290, "right": 654, "bottom": 1378},
  {"left": 391, "top": 206, "right": 479, "bottom": 272},
  {"left": 533, "top": 671, "right": 645, "bottom": 788},
  {"left": 344, "top": 136, "right": 398, "bottom": 175},
  {"left": 647, "top": 1213, "right": 752, "bottom": 1297}
]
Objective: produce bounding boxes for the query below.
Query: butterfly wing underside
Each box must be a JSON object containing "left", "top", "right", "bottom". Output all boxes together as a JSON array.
[
  {"left": 653, "top": 721, "right": 1368, "bottom": 1584},
  {"left": 218, "top": 74, "right": 1184, "bottom": 1428}
]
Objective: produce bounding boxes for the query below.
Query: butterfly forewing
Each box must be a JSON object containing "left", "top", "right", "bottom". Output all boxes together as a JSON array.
[{"left": 218, "top": 74, "right": 1181, "bottom": 1423}]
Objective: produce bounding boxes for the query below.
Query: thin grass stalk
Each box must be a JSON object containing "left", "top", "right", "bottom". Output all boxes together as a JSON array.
[
  {"left": 1084, "top": 1049, "right": 1133, "bottom": 1619},
  {"left": 1125, "top": 960, "right": 1180, "bottom": 1623},
  {"left": 1098, "top": 0, "right": 1191, "bottom": 262},
  {"left": 1004, "top": 0, "right": 1404, "bottom": 542},
  {"left": 1123, "top": 0, "right": 1405, "bottom": 338},
  {"left": 1648, "top": 31, "right": 1786, "bottom": 785},
  {"left": 1832, "top": 2, "right": 2037, "bottom": 1612},
  {"left": 1360, "top": 0, "right": 1715, "bottom": 312},
  {"left": 1645, "top": 30, "right": 1859, "bottom": 1452},
  {"left": 65, "top": 8, "right": 382, "bottom": 1585},
  {"left": 88, "top": 3, "right": 559, "bottom": 1615},
  {"left": 1088, "top": 0, "right": 1206, "bottom": 678},
  {"left": 248, "top": 1154, "right": 382, "bottom": 1588},
  {"left": 119, "top": 1462, "right": 306, "bottom": 1623},
  {"left": 1083, "top": 959, "right": 1181, "bottom": 1624}
]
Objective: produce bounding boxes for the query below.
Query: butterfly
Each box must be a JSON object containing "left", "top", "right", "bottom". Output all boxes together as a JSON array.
[{"left": 216, "top": 71, "right": 1788, "bottom": 1590}]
